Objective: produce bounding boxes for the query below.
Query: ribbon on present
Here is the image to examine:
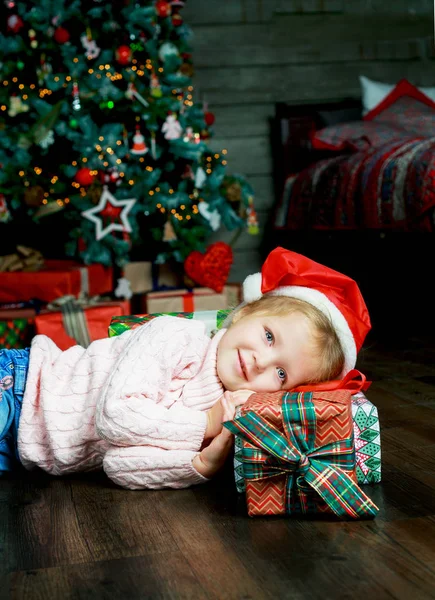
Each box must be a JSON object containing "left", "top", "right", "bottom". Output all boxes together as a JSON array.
[
  {"left": 46, "top": 294, "right": 110, "bottom": 348},
  {"left": 293, "top": 369, "right": 371, "bottom": 393},
  {"left": 224, "top": 391, "right": 379, "bottom": 520}
]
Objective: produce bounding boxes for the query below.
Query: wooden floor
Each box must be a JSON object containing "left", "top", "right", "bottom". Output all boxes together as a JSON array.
[{"left": 2, "top": 331, "right": 435, "bottom": 600}]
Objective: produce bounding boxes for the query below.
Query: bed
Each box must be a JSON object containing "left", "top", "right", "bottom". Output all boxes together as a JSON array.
[{"left": 266, "top": 79, "right": 435, "bottom": 334}]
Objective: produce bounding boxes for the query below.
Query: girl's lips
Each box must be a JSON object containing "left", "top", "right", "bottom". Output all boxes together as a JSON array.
[{"left": 238, "top": 350, "right": 247, "bottom": 380}]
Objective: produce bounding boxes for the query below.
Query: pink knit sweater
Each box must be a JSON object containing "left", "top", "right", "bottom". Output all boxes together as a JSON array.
[{"left": 17, "top": 316, "right": 225, "bottom": 489}]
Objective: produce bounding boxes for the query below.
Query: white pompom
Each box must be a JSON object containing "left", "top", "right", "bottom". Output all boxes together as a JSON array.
[{"left": 243, "top": 272, "right": 263, "bottom": 302}]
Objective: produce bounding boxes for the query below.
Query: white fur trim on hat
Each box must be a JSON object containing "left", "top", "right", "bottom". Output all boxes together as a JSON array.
[
  {"left": 242, "top": 276, "right": 356, "bottom": 376},
  {"left": 243, "top": 272, "right": 262, "bottom": 302}
]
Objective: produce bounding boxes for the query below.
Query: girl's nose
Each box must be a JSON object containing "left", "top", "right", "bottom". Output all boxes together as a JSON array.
[{"left": 254, "top": 353, "right": 267, "bottom": 373}]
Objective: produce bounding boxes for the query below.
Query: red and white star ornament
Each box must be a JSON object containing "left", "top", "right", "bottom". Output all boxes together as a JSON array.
[{"left": 82, "top": 186, "right": 136, "bottom": 241}]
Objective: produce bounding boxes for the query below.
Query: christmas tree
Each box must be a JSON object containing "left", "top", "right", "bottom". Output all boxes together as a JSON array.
[{"left": 0, "top": 0, "right": 256, "bottom": 270}]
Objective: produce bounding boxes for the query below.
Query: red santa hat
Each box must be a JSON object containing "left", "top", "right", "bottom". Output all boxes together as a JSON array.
[{"left": 242, "top": 247, "right": 371, "bottom": 376}]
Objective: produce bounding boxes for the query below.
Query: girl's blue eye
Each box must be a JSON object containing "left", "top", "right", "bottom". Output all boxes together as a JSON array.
[
  {"left": 265, "top": 329, "right": 273, "bottom": 343},
  {"left": 277, "top": 367, "right": 286, "bottom": 382}
]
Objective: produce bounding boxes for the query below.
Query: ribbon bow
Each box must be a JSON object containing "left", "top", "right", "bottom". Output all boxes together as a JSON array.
[{"left": 224, "top": 391, "right": 378, "bottom": 520}]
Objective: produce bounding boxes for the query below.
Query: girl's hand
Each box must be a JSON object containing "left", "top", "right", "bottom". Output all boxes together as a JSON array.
[
  {"left": 204, "top": 389, "right": 255, "bottom": 440},
  {"left": 193, "top": 395, "right": 240, "bottom": 478}
]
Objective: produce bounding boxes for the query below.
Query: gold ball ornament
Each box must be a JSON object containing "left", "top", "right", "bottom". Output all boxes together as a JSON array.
[
  {"left": 180, "top": 62, "right": 194, "bottom": 77},
  {"left": 24, "top": 185, "right": 45, "bottom": 207},
  {"left": 87, "top": 182, "right": 103, "bottom": 205},
  {"left": 225, "top": 182, "right": 242, "bottom": 203}
]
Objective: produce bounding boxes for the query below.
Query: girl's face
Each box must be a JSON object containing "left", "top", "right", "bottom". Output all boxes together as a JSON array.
[{"left": 217, "top": 312, "right": 321, "bottom": 393}]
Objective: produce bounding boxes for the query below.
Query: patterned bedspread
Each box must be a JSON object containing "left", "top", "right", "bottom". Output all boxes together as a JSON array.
[{"left": 275, "top": 137, "right": 435, "bottom": 231}]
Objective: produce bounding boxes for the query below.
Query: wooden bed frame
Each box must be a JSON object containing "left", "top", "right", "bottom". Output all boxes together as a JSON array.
[{"left": 264, "top": 99, "right": 434, "bottom": 336}]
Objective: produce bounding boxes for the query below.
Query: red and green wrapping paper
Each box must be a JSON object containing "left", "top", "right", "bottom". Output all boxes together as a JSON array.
[{"left": 225, "top": 389, "right": 378, "bottom": 519}]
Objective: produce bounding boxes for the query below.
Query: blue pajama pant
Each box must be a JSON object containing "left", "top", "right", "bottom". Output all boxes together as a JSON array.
[{"left": 0, "top": 348, "right": 30, "bottom": 473}]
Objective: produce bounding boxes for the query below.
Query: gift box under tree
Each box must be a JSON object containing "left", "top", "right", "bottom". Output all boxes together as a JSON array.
[{"left": 226, "top": 389, "right": 379, "bottom": 520}]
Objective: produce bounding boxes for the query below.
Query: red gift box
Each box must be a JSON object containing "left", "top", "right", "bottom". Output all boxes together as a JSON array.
[
  {"left": 0, "top": 260, "right": 113, "bottom": 304},
  {"left": 232, "top": 390, "right": 378, "bottom": 519},
  {"left": 34, "top": 300, "right": 130, "bottom": 350}
]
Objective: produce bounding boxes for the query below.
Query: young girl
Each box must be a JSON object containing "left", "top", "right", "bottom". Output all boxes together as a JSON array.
[{"left": 0, "top": 247, "right": 370, "bottom": 489}]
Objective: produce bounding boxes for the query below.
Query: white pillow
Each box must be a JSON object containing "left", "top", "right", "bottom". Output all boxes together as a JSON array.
[{"left": 359, "top": 75, "right": 435, "bottom": 115}]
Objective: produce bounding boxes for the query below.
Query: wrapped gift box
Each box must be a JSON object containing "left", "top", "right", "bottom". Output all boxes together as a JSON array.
[
  {"left": 123, "top": 261, "right": 180, "bottom": 294},
  {"left": 109, "top": 309, "right": 231, "bottom": 339},
  {"left": 227, "top": 390, "right": 378, "bottom": 519},
  {"left": 0, "top": 260, "right": 113, "bottom": 304},
  {"left": 34, "top": 300, "right": 130, "bottom": 351},
  {"left": 352, "top": 391, "right": 381, "bottom": 483},
  {"left": 0, "top": 310, "right": 35, "bottom": 349},
  {"left": 143, "top": 284, "right": 241, "bottom": 314},
  {"left": 235, "top": 391, "right": 381, "bottom": 490}
]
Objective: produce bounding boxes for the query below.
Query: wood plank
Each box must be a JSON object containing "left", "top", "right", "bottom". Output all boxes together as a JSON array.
[
  {"left": 9, "top": 552, "right": 207, "bottom": 599},
  {"left": 183, "top": 0, "right": 346, "bottom": 23},
  {"left": 194, "top": 60, "right": 435, "bottom": 105},
  {"left": 348, "top": 0, "right": 433, "bottom": 14},
  {"left": 5, "top": 473, "right": 177, "bottom": 572},
  {"left": 229, "top": 248, "right": 263, "bottom": 282},
  {"left": 182, "top": 0, "right": 244, "bottom": 25},
  {"left": 275, "top": 0, "right": 344, "bottom": 13},
  {"left": 207, "top": 136, "right": 272, "bottom": 175},
  {"left": 207, "top": 103, "right": 273, "bottom": 137},
  {"left": 190, "top": 14, "right": 431, "bottom": 67}
]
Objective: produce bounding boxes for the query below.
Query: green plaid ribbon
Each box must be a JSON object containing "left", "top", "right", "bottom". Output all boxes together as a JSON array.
[
  {"left": 224, "top": 391, "right": 379, "bottom": 520},
  {"left": 108, "top": 309, "right": 231, "bottom": 338}
]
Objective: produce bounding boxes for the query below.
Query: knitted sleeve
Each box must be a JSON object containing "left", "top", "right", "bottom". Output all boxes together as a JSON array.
[
  {"left": 103, "top": 445, "right": 209, "bottom": 490},
  {"left": 95, "top": 317, "right": 210, "bottom": 452}
]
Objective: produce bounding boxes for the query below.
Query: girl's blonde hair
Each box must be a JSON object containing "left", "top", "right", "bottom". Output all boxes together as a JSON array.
[{"left": 226, "top": 295, "right": 345, "bottom": 384}]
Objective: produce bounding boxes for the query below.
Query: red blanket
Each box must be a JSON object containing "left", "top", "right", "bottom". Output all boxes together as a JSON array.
[{"left": 275, "top": 136, "right": 435, "bottom": 232}]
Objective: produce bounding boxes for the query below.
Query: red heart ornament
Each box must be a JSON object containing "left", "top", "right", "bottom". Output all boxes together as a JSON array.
[{"left": 184, "top": 242, "right": 233, "bottom": 293}]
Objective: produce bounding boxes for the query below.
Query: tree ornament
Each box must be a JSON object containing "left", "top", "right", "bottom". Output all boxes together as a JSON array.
[
  {"left": 7, "top": 14, "right": 23, "bottom": 33},
  {"left": 150, "top": 131, "right": 157, "bottom": 160},
  {"left": 0, "top": 194, "right": 11, "bottom": 223},
  {"left": 183, "top": 126, "right": 194, "bottom": 142},
  {"left": 71, "top": 81, "right": 81, "bottom": 111},
  {"left": 131, "top": 125, "right": 149, "bottom": 155},
  {"left": 172, "top": 13, "right": 183, "bottom": 26},
  {"left": 184, "top": 242, "right": 233, "bottom": 293},
  {"left": 114, "top": 277, "right": 133, "bottom": 300},
  {"left": 197, "top": 201, "right": 221, "bottom": 231},
  {"left": 81, "top": 29, "right": 100, "bottom": 60},
  {"left": 8, "top": 95, "right": 29, "bottom": 117},
  {"left": 38, "top": 130, "right": 55, "bottom": 149},
  {"left": 125, "top": 81, "right": 149, "bottom": 108},
  {"left": 115, "top": 45, "right": 132, "bottom": 66},
  {"left": 204, "top": 111, "right": 215, "bottom": 126},
  {"left": 87, "top": 182, "right": 102, "bottom": 204},
  {"left": 150, "top": 71, "right": 163, "bottom": 98},
  {"left": 75, "top": 167, "right": 95, "bottom": 187},
  {"left": 163, "top": 218, "right": 177, "bottom": 241},
  {"left": 108, "top": 167, "right": 121, "bottom": 186},
  {"left": 246, "top": 196, "right": 259, "bottom": 235},
  {"left": 225, "top": 181, "right": 242, "bottom": 203},
  {"left": 155, "top": 0, "right": 171, "bottom": 17},
  {"left": 194, "top": 166, "right": 207, "bottom": 189},
  {"left": 162, "top": 113, "right": 182, "bottom": 140},
  {"left": 180, "top": 60, "right": 194, "bottom": 77},
  {"left": 37, "top": 53, "right": 52, "bottom": 85},
  {"left": 181, "top": 164, "right": 194, "bottom": 180},
  {"left": 158, "top": 42, "right": 179, "bottom": 63},
  {"left": 34, "top": 200, "right": 64, "bottom": 219},
  {"left": 24, "top": 185, "right": 45, "bottom": 207},
  {"left": 54, "top": 26, "right": 70, "bottom": 44},
  {"left": 28, "top": 28, "right": 38, "bottom": 48},
  {"left": 82, "top": 186, "right": 136, "bottom": 241}
]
